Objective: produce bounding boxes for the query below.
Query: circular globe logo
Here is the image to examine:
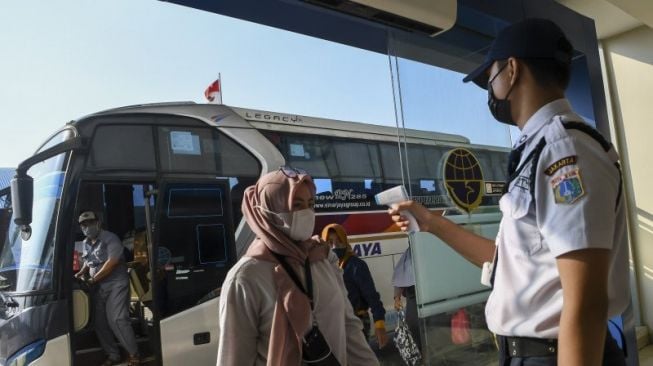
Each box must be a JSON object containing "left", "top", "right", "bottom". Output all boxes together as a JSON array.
[{"left": 443, "top": 148, "right": 484, "bottom": 213}]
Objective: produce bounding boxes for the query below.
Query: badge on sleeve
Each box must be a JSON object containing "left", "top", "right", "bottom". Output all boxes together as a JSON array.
[
  {"left": 544, "top": 155, "right": 577, "bottom": 176},
  {"left": 550, "top": 168, "right": 585, "bottom": 204}
]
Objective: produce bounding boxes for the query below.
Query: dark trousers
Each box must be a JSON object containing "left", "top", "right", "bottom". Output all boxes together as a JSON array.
[
  {"left": 404, "top": 286, "right": 422, "bottom": 352},
  {"left": 356, "top": 311, "right": 371, "bottom": 339},
  {"left": 498, "top": 332, "right": 626, "bottom": 366}
]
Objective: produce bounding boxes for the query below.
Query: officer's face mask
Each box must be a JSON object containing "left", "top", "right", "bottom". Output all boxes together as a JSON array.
[
  {"left": 487, "top": 62, "right": 516, "bottom": 126},
  {"left": 81, "top": 222, "right": 100, "bottom": 239},
  {"left": 256, "top": 206, "right": 316, "bottom": 242}
]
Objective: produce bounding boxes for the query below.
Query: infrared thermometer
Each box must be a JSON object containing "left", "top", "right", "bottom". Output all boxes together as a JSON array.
[{"left": 375, "top": 185, "right": 420, "bottom": 234}]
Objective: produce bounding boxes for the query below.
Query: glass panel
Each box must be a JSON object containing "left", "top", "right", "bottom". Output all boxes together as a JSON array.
[
  {"left": 387, "top": 29, "right": 513, "bottom": 364},
  {"left": 0, "top": 152, "right": 68, "bottom": 293},
  {"left": 157, "top": 182, "right": 235, "bottom": 317}
]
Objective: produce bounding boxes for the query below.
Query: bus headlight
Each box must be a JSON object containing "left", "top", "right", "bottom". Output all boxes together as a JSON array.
[{"left": 5, "top": 339, "right": 46, "bottom": 366}]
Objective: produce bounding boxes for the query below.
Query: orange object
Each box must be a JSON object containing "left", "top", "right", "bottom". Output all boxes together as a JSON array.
[{"left": 451, "top": 309, "right": 471, "bottom": 345}]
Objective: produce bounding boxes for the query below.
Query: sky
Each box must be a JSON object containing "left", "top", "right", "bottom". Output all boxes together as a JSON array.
[{"left": 0, "top": 0, "right": 513, "bottom": 168}]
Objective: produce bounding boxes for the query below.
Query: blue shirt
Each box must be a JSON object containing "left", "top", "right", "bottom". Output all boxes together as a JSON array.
[{"left": 341, "top": 256, "right": 386, "bottom": 322}]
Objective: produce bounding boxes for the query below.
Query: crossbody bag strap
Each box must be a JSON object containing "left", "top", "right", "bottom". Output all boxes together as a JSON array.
[{"left": 270, "top": 251, "right": 314, "bottom": 310}]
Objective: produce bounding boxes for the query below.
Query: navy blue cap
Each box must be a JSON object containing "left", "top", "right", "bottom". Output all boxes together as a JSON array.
[{"left": 463, "top": 18, "right": 573, "bottom": 89}]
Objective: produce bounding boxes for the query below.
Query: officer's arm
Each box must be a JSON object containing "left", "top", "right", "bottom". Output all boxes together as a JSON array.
[
  {"left": 556, "top": 248, "right": 610, "bottom": 366},
  {"left": 91, "top": 258, "right": 120, "bottom": 283},
  {"left": 389, "top": 201, "right": 494, "bottom": 267}
]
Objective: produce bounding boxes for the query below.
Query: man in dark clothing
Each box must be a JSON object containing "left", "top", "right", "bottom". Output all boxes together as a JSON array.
[{"left": 321, "top": 224, "right": 389, "bottom": 348}]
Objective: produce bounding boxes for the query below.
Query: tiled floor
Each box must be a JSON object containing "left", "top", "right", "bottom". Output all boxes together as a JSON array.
[{"left": 640, "top": 345, "right": 653, "bottom": 366}]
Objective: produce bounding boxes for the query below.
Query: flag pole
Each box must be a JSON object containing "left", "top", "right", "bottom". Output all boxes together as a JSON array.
[{"left": 218, "top": 73, "right": 223, "bottom": 105}]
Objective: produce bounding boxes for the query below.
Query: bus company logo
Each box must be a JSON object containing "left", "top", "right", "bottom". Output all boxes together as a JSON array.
[
  {"left": 244, "top": 111, "right": 303, "bottom": 123},
  {"left": 332, "top": 189, "right": 367, "bottom": 201},
  {"left": 352, "top": 242, "right": 382, "bottom": 257},
  {"left": 314, "top": 189, "right": 370, "bottom": 209},
  {"left": 442, "top": 148, "right": 484, "bottom": 213}
]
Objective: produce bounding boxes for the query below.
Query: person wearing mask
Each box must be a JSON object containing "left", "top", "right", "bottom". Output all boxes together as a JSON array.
[
  {"left": 217, "top": 168, "right": 379, "bottom": 366},
  {"left": 74, "top": 211, "right": 139, "bottom": 366},
  {"left": 321, "top": 224, "right": 389, "bottom": 348},
  {"left": 388, "top": 18, "right": 628, "bottom": 366}
]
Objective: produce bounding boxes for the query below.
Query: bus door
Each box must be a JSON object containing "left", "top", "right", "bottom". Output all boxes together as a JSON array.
[{"left": 152, "top": 179, "right": 236, "bottom": 366}]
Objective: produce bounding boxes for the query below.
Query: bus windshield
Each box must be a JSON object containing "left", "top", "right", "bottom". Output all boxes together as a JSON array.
[{"left": 0, "top": 130, "right": 71, "bottom": 294}]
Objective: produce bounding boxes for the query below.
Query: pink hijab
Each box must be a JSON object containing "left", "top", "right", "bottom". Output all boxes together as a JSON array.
[{"left": 242, "top": 169, "right": 329, "bottom": 366}]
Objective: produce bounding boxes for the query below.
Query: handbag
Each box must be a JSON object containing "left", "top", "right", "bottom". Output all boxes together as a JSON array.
[
  {"left": 270, "top": 252, "right": 341, "bottom": 366},
  {"left": 393, "top": 309, "right": 422, "bottom": 366}
]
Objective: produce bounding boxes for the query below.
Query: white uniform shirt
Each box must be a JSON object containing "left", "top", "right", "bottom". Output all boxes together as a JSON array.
[
  {"left": 217, "top": 251, "right": 379, "bottom": 366},
  {"left": 485, "top": 99, "right": 630, "bottom": 338}
]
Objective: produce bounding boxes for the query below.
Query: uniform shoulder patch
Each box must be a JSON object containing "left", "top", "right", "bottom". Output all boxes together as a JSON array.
[
  {"left": 550, "top": 168, "right": 585, "bottom": 204},
  {"left": 545, "top": 155, "right": 577, "bottom": 176}
]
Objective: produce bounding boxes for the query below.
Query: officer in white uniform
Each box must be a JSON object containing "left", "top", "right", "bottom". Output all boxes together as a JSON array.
[
  {"left": 74, "top": 211, "right": 140, "bottom": 366},
  {"left": 388, "top": 18, "right": 629, "bottom": 365}
]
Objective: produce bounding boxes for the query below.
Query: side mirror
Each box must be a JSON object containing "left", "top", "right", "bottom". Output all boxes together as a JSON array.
[{"left": 11, "top": 173, "right": 33, "bottom": 241}]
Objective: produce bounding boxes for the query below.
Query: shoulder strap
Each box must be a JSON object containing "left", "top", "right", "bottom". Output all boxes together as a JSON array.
[
  {"left": 562, "top": 121, "right": 612, "bottom": 152},
  {"left": 561, "top": 122, "right": 623, "bottom": 210},
  {"left": 270, "top": 251, "right": 314, "bottom": 309}
]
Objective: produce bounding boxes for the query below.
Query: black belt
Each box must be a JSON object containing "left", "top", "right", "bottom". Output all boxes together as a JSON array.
[{"left": 498, "top": 335, "right": 557, "bottom": 358}]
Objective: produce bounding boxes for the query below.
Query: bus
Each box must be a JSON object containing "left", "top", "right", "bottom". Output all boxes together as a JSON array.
[{"left": 0, "top": 102, "right": 508, "bottom": 365}]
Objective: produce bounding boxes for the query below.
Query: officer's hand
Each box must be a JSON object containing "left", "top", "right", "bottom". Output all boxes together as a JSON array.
[
  {"left": 375, "top": 327, "right": 389, "bottom": 348},
  {"left": 394, "top": 296, "right": 403, "bottom": 310},
  {"left": 388, "top": 200, "right": 432, "bottom": 232},
  {"left": 74, "top": 271, "right": 84, "bottom": 279}
]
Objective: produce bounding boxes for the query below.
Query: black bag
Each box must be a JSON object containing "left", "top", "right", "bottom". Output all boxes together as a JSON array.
[
  {"left": 271, "top": 252, "right": 341, "bottom": 366},
  {"left": 302, "top": 325, "right": 340, "bottom": 365}
]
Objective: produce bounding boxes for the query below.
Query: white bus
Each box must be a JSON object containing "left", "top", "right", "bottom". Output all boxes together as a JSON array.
[{"left": 0, "top": 102, "right": 508, "bottom": 365}]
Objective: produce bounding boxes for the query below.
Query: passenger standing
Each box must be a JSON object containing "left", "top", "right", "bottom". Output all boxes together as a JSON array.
[
  {"left": 321, "top": 224, "right": 389, "bottom": 348},
  {"left": 391, "top": 247, "right": 421, "bottom": 352},
  {"left": 388, "top": 18, "right": 629, "bottom": 366},
  {"left": 217, "top": 168, "right": 379, "bottom": 366},
  {"left": 74, "top": 211, "right": 140, "bottom": 366}
]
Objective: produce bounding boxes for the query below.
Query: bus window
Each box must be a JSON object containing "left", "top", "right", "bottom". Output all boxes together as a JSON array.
[
  {"left": 158, "top": 127, "right": 218, "bottom": 173},
  {"left": 379, "top": 143, "right": 403, "bottom": 183},
  {"left": 280, "top": 135, "right": 331, "bottom": 177},
  {"left": 331, "top": 140, "right": 381, "bottom": 179},
  {"left": 88, "top": 125, "right": 156, "bottom": 171}
]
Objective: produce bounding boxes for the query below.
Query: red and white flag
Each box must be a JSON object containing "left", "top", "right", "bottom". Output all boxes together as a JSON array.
[{"left": 204, "top": 77, "right": 222, "bottom": 104}]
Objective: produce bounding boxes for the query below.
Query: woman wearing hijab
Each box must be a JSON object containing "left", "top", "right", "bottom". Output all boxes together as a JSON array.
[
  {"left": 217, "top": 168, "right": 379, "bottom": 366},
  {"left": 320, "top": 224, "right": 388, "bottom": 348}
]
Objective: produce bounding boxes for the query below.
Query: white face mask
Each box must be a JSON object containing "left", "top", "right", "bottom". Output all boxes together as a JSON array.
[{"left": 256, "top": 206, "right": 316, "bottom": 241}]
